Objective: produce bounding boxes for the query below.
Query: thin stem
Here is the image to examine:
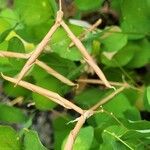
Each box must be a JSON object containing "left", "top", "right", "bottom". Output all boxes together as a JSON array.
[
  {"left": 91, "top": 87, "right": 125, "bottom": 111},
  {"left": 95, "top": 109, "right": 125, "bottom": 127},
  {"left": 69, "top": 19, "right": 102, "bottom": 47},
  {"left": 104, "top": 130, "right": 134, "bottom": 150}
]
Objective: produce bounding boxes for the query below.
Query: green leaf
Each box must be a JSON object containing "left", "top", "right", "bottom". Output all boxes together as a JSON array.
[
  {"left": 103, "top": 93, "right": 132, "bottom": 118},
  {"left": 101, "top": 41, "right": 135, "bottom": 67},
  {"left": 75, "top": 88, "right": 107, "bottom": 109},
  {"left": 0, "top": 42, "right": 10, "bottom": 66},
  {"left": 101, "top": 126, "right": 134, "bottom": 150},
  {"left": 0, "top": 0, "right": 7, "bottom": 9},
  {"left": 31, "top": 65, "right": 48, "bottom": 80},
  {"left": 0, "top": 28, "right": 12, "bottom": 43},
  {"left": 32, "top": 92, "right": 57, "bottom": 111},
  {"left": 0, "top": 8, "right": 19, "bottom": 27},
  {"left": 0, "top": 18, "right": 10, "bottom": 33},
  {"left": 127, "top": 39, "right": 150, "bottom": 68},
  {"left": 110, "top": 0, "right": 122, "bottom": 15},
  {"left": 62, "top": 126, "right": 94, "bottom": 150},
  {"left": 101, "top": 26, "right": 128, "bottom": 52},
  {"left": 16, "top": 20, "right": 54, "bottom": 43},
  {"left": 50, "top": 24, "right": 83, "bottom": 61},
  {"left": 8, "top": 36, "right": 26, "bottom": 69},
  {"left": 73, "top": 126, "right": 94, "bottom": 150},
  {"left": 40, "top": 53, "right": 78, "bottom": 77},
  {"left": 53, "top": 116, "right": 73, "bottom": 150},
  {"left": 146, "top": 86, "right": 150, "bottom": 105},
  {"left": 0, "top": 103, "right": 27, "bottom": 124},
  {"left": 121, "top": 0, "right": 150, "bottom": 39},
  {"left": 32, "top": 76, "right": 62, "bottom": 110},
  {"left": 144, "top": 86, "right": 150, "bottom": 110},
  {"left": 101, "top": 123, "right": 150, "bottom": 149},
  {"left": 3, "top": 80, "right": 30, "bottom": 97},
  {"left": 0, "top": 126, "right": 21, "bottom": 150},
  {"left": 14, "top": 0, "right": 54, "bottom": 26},
  {"left": 123, "top": 120, "right": 150, "bottom": 131},
  {"left": 75, "top": 0, "right": 104, "bottom": 11},
  {"left": 23, "top": 129, "right": 47, "bottom": 150}
]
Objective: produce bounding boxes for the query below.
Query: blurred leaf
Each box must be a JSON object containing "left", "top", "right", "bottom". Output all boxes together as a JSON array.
[
  {"left": 121, "top": 0, "right": 150, "bottom": 39},
  {"left": 144, "top": 86, "right": 150, "bottom": 111},
  {"left": 74, "top": 0, "right": 104, "bottom": 11},
  {"left": 103, "top": 93, "right": 132, "bottom": 118},
  {"left": 0, "top": 28, "right": 12, "bottom": 43},
  {"left": 14, "top": 0, "right": 54, "bottom": 26},
  {"left": 100, "top": 125, "right": 130, "bottom": 150},
  {"left": 0, "top": 18, "right": 10, "bottom": 33},
  {"left": 101, "top": 123, "right": 150, "bottom": 149},
  {"left": 101, "top": 26, "right": 128, "bottom": 52},
  {"left": 100, "top": 125, "right": 138, "bottom": 150},
  {"left": 73, "top": 126, "right": 94, "bottom": 150},
  {"left": 0, "top": 8, "right": 19, "bottom": 27},
  {"left": 8, "top": 36, "right": 26, "bottom": 69},
  {"left": 3, "top": 80, "right": 30, "bottom": 97},
  {"left": 75, "top": 88, "right": 107, "bottom": 109},
  {"left": 127, "top": 39, "right": 150, "bottom": 68},
  {"left": 123, "top": 120, "right": 150, "bottom": 130},
  {"left": 0, "top": 0, "right": 7, "bottom": 9},
  {"left": 32, "top": 76, "right": 62, "bottom": 110},
  {"left": 146, "top": 86, "right": 150, "bottom": 105},
  {"left": 0, "top": 41, "right": 9, "bottom": 66},
  {"left": 62, "top": 126, "right": 94, "bottom": 150},
  {"left": 123, "top": 108, "right": 141, "bottom": 121},
  {"left": 0, "top": 126, "right": 21, "bottom": 150},
  {"left": 110, "top": 0, "right": 122, "bottom": 15},
  {"left": 49, "top": 0, "right": 58, "bottom": 15},
  {"left": 23, "top": 129, "right": 47, "bottom": 150},
  {"left": 101, "top": 41, "right": 134, "bottom": 67},
  {"left": 40, "top": 53, "right": 78, "bottom": 77},
  {"left": 53, "top": 116, "right": 73, "bottom": 150},
  {"left": 0, "top": 103, "right": 27, "bottom": 124},
  {"left": 16, "top": 20, "right": 54, "bottom": 43}
]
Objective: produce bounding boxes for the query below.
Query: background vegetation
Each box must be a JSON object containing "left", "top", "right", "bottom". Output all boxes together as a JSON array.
[{"left": 0, "top": 0, "right": 150, "bottom": 149}]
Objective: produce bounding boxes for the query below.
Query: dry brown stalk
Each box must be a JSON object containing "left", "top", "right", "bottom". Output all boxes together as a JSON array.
[
  {"left": 64, "top": 87, "right": 124, "bottom": 149},
  {"left": 77, "top": 79, "right": 142, "bottom": 92},
  {"left": 0, "top": 51, "right": 30, "bottom": 59},
  {"left": 0, "top": 50, "right": 75, "bottom": 86},
  {"left": 8, "top": 96, "right": 24, "bottom": 106},
  {"left": 1, "top": 73, "right": 83, "bottom": 114},
  {"left": 65, "top": 117, "right": 85, "bottom": 150},
  {"left": 64, "top": 110, "right": 93, "bottom": 150},
  {"left": 60, "top": 20, "right": 112, "bottom": 89},
  {"left": 69, "top": 19, "right": 102, "bottom": 47},
  {"left": 15, "top": 11, "right": 63, "bottom": 86},
  {"left": 77, "top": 79, "right": 129, "bottom": 87}
]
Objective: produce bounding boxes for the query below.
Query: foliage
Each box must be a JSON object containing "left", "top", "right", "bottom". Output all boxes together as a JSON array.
[{"left": 0, "top": 0, "right": 150, "bottom": 149}]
